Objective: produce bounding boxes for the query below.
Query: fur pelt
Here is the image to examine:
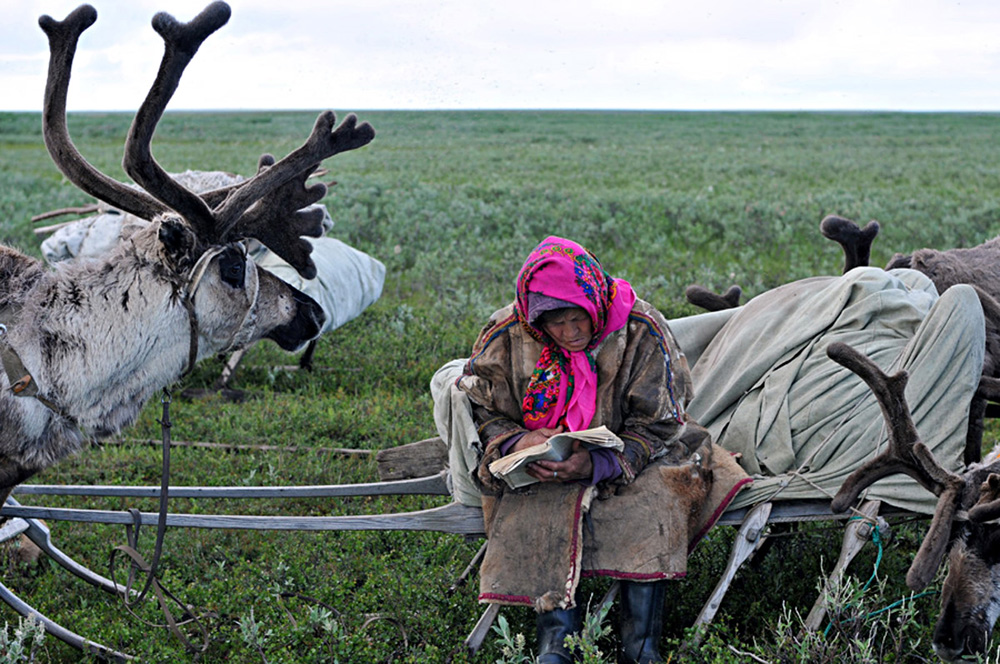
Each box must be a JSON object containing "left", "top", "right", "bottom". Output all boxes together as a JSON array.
[{"left": 478, "top": 440, "right": 750, "bottom": 611}]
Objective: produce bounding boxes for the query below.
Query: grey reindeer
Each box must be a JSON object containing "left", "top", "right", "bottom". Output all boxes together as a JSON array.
[{"left": 0, "top": 2, "right": 374, "bottom": 506}]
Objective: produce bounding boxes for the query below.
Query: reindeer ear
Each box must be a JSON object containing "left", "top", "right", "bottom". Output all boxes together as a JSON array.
[
  {"left": 157, "top": 217, "right": 198, "bottom": 269},
  {"left": 969, "top": 473, "right": 1000, "bottom": 523}
]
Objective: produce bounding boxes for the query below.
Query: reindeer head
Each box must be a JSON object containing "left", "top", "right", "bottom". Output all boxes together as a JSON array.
[
  {"left": 37, "top": 3, "right": 375, "bottom": 364},
  {"left": 827, "top": 342, "right": 1000, "bottom": 662}
]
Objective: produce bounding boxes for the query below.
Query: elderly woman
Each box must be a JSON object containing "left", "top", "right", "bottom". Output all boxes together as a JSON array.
[{"left": 453, "top": 236, "right": 749, "bottom": 663}]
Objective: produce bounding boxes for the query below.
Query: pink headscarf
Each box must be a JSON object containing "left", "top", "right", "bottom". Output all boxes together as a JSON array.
[{"left": 515, "top": 236, "right": 636, "bottom": 431}]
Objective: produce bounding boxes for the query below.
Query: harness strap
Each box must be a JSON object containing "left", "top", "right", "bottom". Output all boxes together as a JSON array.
[
  {"left": 109, "top": 390, "right": 209, "bottom": 654},
  {"left": 179, "top": 242, "right": 252, "bottom": 377},
  {"left": 176, "top": 246, "right": 223, "bottom": 378}
]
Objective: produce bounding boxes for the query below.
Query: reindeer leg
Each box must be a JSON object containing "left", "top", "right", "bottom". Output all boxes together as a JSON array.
[
  {"left": 298, "top": 339, "right": 318, "bottom": 371},
  {"left": 964, "top": 286, "right": 1000, "bottom": 464},
  {"left": 820, "top": 215, "right": 880, "bottom": 274},
  {"left": 0, "top": 461, "right": 38, "bottom": 521},
  {"left": 966, "top": 395, "right": 987, "bottom": 466}
]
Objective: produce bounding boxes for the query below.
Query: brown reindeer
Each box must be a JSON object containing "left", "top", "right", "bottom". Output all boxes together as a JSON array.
[
  {"left": 820, "top": 214, "right": 1000, "bottom": 469},
  {"left": 0, "top": 3, "right": 374, "bottom": 503},
  {"left": 827, "top": 341, "right": 1000, "bottom": 662}
]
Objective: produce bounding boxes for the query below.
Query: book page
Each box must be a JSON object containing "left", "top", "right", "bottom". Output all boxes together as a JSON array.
[{"left": 488, "top": 426, "right": 625, "bottom": 489}]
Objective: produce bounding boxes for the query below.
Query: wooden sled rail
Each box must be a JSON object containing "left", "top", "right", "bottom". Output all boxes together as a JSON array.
[
  {"left": 12, "top": 469, "right": 452, "bottom": 499},
  {"left": 9, "top": 479, "right": 910, "bottom": 532},
  {"left": 0, "top": 511, "right": 134, "bottom": 662},
  {"left": 1, "top": 457, "right": 925, "bottom": 659},
  {"left": 714, "top": 497, "right": 910, "bottom": 526},
  {"left": 1, "top": 501, "right": 486, "bottom": 535}
]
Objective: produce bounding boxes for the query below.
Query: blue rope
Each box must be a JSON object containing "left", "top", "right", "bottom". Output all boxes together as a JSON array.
[
  {"left": 822, "top": 516, "right": 938, "bottom": 638},
  {"left": 858, "top": 517, "right": 883, "bottom": 593}
]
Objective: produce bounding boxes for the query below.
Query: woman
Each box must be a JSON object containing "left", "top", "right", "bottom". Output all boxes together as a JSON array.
[{"left": 455, "top": 236, "right": 749, "bottom": 663}]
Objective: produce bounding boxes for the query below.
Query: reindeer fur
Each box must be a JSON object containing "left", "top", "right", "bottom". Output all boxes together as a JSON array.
[
  {"left": 0, "top": 215, "right": 323, "bottom": 480},
  {"left": 887, "top": 238, "right": 1000, "bottom": 303},
  {"left": 930, "top": 468, "right": 1000, "bottom": 662},
  {"left": 933, "top": 538, "right": 1000, "bottom": 662}
]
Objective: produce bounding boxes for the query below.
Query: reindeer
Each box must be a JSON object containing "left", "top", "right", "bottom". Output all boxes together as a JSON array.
[
  {"left": 0, "top": 3, "right": 374, "bottom": 505},
  {"left": 685, "top": 213, "right": 1000, "bottom": 659},
  {"left": 826, "top": 341, "right": 1000, "bottom": 662}
]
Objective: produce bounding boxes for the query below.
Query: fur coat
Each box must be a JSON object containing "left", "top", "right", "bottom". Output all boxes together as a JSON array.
[{"left": 457, "top": 298, "right": 750, "bottom": 610}]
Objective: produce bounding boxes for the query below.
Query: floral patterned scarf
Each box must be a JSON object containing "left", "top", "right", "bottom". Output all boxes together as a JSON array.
[{"left": 515, "top": 236, "right": 636, "bottom": 431}]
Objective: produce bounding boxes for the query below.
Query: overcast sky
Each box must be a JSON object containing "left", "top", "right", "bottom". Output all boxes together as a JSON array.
[{"left": 3, "top": 0, "right": 1000, "bottom": 112}]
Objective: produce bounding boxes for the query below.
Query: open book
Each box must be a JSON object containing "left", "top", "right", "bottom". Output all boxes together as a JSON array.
[{"left": 488, "top": 425, "right": 625, "bottom": 490}]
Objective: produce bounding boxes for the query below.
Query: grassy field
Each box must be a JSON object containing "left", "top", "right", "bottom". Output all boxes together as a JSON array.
[{"left": 1, "top": 109, "right": 1000, "bottom": 662}]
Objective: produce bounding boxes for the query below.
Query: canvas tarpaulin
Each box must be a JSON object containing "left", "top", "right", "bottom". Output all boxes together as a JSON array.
[{"left": 682, "top": 267, "right": 984, "bottom": 515}]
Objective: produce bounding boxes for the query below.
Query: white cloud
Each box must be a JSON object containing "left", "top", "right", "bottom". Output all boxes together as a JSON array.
[{"left": 3, "top": 0, "right": 1000, "bottom": 111}]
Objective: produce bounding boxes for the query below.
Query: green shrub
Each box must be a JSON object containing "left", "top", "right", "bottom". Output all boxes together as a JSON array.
[{"left": 1, "top": 110, "right": 997, "bottom": 661}]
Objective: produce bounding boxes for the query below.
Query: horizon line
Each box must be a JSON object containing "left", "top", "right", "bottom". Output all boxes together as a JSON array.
[{"left": 3, "top": 107, "right": 1000, "bottom": 115}]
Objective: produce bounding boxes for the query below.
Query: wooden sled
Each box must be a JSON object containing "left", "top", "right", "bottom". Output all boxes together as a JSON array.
[{"left": 0, "top": 436, "right": 917, "bottom": 659}]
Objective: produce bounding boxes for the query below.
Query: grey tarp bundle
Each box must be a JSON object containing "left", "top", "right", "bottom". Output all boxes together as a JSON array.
[
  {"left": 432, "top": 359, "right": 483, "bottom": 507},
  {"left": 254, "top": 238, "right": 385, "bottom": 335},
  {"left": 681, "top": 267, "right": 984, "bottom": 515},
  {"left": 435, "top": 267, "right": 986, "bottom": 515}
]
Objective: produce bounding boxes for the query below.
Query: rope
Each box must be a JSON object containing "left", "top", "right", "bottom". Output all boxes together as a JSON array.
[
  {"left": 783, "top": 469, "right": 886, "bottom": 526},
  {"left": 745, "top": 347, "right": 898, "bottom": 509},
  {"left": 108, "top": 389, "right": 211, "bottom": 655},
  {"left": 822, "top": 515, "right": 936, "bottom": 638},
  {"left": 854, "top": 516, "right": 884, "bottom": 593}
]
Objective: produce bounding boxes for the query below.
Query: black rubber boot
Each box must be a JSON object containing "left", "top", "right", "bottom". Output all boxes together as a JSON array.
[
  {"left": 619, "top": 581, "right": 666, "bottom": 663},
  {"left": 536, "top": 605, "right": 581, "bottom": 663}
]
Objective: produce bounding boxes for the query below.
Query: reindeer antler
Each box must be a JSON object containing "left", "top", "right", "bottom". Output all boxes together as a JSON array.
[
  {"left": 121, "top": 2, "right": 231, "bottom": 238},
  {"left": 820, "top": 215, "right": 880, "bottom": 274},
  {"left": 41, "top": 3, "right": 375, "bottom": 280},
  {"left": 210, "top": 112, "right": 374, "bottom": 278},
  {"left": 968, "top": 473, "right": 1000, "bottom": 522},
  {"left": 38, "top": 5, "right": 169, "bottom": 222},
  {"left": 121, "top": 2, "right": 374, "bottom": 278},
  {"left": 827, "top": 342, "right": 966, "bottom": 589},
  {"left": 685, "top": 284, "right": 742, "bottom": 311}
]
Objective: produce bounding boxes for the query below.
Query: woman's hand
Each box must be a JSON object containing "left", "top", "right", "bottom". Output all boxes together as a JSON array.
[
  {"left": 531, "top": 440, "right": 593, "bottom": 484},
  {"left": 511, "top": 426, "right": 564, "bottom": 453}
]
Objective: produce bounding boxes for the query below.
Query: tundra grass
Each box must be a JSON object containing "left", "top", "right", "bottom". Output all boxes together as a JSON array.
[{"left": 1, "top": 110, "right": 999, "bottom": 662}]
